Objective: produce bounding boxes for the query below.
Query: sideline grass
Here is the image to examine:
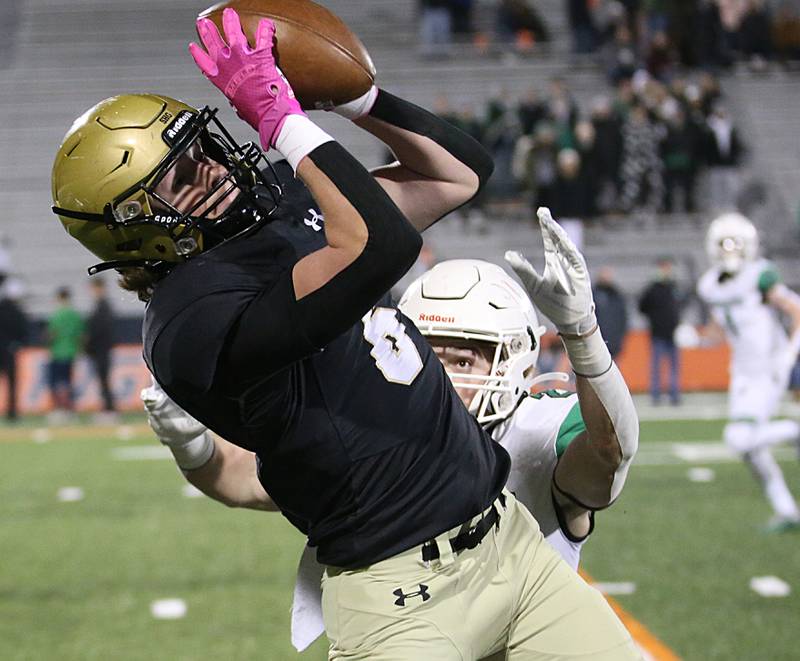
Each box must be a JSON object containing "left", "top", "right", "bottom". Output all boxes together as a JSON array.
[
  {"left": 584, "top": 420, "right": 800, "bottom": 661},
  {"left": 0, "top": 433, "right": 326, "bottom": 660},
  {"left": 2, "top": 418, "right": 799, "bottom": 660}
]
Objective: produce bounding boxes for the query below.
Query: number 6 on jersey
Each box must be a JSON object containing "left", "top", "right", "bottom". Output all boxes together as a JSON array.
[{"left": 362, "top": 307, "right": 423, "bottom": 385}]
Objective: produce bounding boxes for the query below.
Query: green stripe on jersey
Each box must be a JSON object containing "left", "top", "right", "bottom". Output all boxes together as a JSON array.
[
  {"left": 555, "top": 402, "right": 586, "bottom": 457},
  {"left": 758, "top": 268, "right": 780, "bottom": 293},
  {"left": 531, "top": 389, "right": 574, "bottom": 400}
]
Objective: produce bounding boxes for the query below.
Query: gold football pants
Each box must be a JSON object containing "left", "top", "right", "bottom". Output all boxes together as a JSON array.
[{"left": 321, "top": 490, "right": 641, "bottom": 660}]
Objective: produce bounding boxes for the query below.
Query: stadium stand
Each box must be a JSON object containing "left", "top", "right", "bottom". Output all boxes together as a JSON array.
[{"left": 2, "top": 0, "right": 798, "bottom": 323}]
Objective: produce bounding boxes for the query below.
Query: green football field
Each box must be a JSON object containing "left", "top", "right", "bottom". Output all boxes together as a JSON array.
[{"left": 2, "top": 413, "right": 799, "bottom": 661}]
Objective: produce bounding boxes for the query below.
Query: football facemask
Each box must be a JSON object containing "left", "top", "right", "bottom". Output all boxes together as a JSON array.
[
  {"left": 52, "top": 94, "right": 281, "bottom": 274},
  {"left": 399, "top": 259, "right": 558, "bottom": 425},
  {"left": 705, "top": 212, "right": 759, "bottom": 275}
]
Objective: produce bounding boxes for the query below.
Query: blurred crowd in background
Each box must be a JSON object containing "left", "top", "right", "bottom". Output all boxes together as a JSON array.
[
  {"left": 0, "top": 242, "right": 117, "bottom": 424},
  {"left": 435, "top": 70, "right": 745, "bottom": 224},
  {"left": 418, "top": 0, "right": 800, "bottom": 67},
  {"left": 2, "top": 0, "right": 799, "bottom": 420}
]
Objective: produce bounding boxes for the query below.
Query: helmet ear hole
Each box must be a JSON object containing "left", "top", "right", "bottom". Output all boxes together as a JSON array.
[{"left": 155, "top": 244, "right": 167, "bottom": 254}]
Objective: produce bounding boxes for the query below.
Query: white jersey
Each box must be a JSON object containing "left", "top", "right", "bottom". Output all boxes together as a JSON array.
[
  {"left": 492, "top": 390, "right": 589, "bottom": 570},
  {"left": 698, "top": 258, "right": 787, "bottom": 378}
]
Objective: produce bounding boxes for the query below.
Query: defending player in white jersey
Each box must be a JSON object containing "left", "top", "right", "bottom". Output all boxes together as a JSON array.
[
  {"left": 698, "top": 211, "right": 800, "bottom": 531},
  {"left": 142, "top": 208, "right": 641, "bottom": 653},
  {"left": 399, "top": 208, "right": 639, "bottom": 569}
]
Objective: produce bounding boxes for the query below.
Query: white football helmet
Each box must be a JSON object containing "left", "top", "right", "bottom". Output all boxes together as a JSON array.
[
  {"left": 705, "top": 212, "right": 759, "bottom": 274},
  {"left": 399, "top": 259, "right": 552, "bottom": 425}
]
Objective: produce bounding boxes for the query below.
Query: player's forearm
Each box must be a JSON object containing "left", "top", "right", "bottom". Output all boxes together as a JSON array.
[
  {"left": 560, "top": 330, "right": 639, "bottom": 506},
  {"left": 183, "top": 437, "right": 278, "bottom": 511},
  {"left": 290, "top": 141, "right": 422, "bottom": 347},
  {"left": 575, "top": 375, "right": 620, "bottom": 462},
  {"left": 354, "top": 90, "right": 493, "bottom": 230}
]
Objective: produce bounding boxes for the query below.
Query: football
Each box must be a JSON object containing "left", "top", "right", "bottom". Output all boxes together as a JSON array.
[{"left": 197, "top": 0, "right": 376, "bottom": 109}]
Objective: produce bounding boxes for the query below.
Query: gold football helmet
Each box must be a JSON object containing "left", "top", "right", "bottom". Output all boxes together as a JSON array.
[{"left": 51, "top": 93, "right": 280, "bottom": 274}]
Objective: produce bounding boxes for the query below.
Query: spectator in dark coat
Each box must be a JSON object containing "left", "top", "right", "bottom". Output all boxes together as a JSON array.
[
  {"left": 551, "top": 148, "right": 594, "bottom": 220},
  {"left": 593, "top": 266, "right": 628, "bottom": 358},
  {"left": 517, "top": 87, "right": 545, "bottom": 136},
  {"left": 573, "top": 120, "right": 601, "bottom": 216},
  {"left": 638, "top": 257, "right": 683, "bottom": 405},
  {"left": 567, "top": 0, "right": 598, "bottom": 53},
  {"left": 660, "top": 105, "right": 699, "bottom": 212},
  {"left": 590, "top": 96, "right": 624, "bottom": 211},
  {"left": 0, "top": 274, "right": 28, "bottom": 422},
  {"left": 691, "top": 0, "right": 728, "bottom": 68},
  {"left": 704, "top": 103, "right": 744, "bottom": 211},
  {"left": 739, "top": 0, "right": 773, "bottom": 65},
  {"left": 86, "top": 278, "right": 117, "bottom": 418}
]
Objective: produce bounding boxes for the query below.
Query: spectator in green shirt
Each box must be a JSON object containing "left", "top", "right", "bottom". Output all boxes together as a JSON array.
[{"left": 46, "top": 287, "right": 84, "bottom": 422}]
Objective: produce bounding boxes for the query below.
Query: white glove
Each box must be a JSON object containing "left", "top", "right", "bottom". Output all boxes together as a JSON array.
[
  {"left": 505, "top": 207, "right": 596, "bottom": 337},
  {"left": 140, "top": 378, "right": 214, "bottom": 470}
]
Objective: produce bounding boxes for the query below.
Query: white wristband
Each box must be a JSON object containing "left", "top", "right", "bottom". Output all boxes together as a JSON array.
[
  {"left": 274, "top": 115, "right": 334, "bottom": 172},
  {"left": 560, "top": 327, "right": 613, "bottom": 377},
  {"left": 166, "top": 430, "right": 215, "bottom": 471},
  {"left": 332, "top": 85, "right": 379, "bottom": 120}
]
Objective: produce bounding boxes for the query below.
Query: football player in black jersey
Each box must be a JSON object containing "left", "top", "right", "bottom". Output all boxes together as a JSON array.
[{"left": 52, "top": 10, "right": 640, "bottom": 659}]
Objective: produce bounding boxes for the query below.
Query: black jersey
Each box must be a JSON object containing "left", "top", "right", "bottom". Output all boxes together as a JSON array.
[{"left": 143, "top": 162, "right": 510, "bottom": 567}]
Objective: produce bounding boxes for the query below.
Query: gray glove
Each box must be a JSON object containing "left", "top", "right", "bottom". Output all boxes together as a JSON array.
[{"left": 505, "top": 207, "right": 597, "bottom": 337}]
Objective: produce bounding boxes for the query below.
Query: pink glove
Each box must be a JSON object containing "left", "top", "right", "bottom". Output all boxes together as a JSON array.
[{"left": 189, "top": 8, "right": 304, "bottom": 148}]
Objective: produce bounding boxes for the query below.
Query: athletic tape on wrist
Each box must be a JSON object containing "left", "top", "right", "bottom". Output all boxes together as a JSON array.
[
  {"left": 333, "top": 85, "right": 379, "bottom": 120},
  {"left": 274, "top": 115, "right": 334, "bottom": 172},
  {"left": 167, "top": 430, "right": 215, "bottom": 471},
  {"left": 560, "top": 326, "right": 613, "bottom": 377},
  {"left": 583, "top": 363, "right": 639, "bottom": 502}
]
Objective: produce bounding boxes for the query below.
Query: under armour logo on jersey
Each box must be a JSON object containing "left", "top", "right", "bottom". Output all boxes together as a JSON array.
[
  {"left": 303, "top": 209, "right": 324, "bottom": 232},
  {"left": 393, "top": 584, "right": 431, "bottom": 607}
]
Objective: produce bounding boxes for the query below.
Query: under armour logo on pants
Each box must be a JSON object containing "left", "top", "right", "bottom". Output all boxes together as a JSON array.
[{"left": 393, "top": 584, "right": 431, "bottom": 607}]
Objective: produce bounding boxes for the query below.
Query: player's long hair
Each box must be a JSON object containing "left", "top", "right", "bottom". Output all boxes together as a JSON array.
[{"left": 117, "top": 267, "right": 166, "bottom": 302}]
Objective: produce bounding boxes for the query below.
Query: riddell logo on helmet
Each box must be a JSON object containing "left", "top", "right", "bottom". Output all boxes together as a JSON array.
[
  {"left": 162, "top": 111, "right": 195, "bottom": 146},
  {"left": 418, "top": 313, "right": 455, "bottom": 323}
]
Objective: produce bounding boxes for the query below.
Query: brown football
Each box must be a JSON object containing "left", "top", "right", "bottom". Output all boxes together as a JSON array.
[{"left": 197, "top": 0, "right": 376, "bottom": 109}]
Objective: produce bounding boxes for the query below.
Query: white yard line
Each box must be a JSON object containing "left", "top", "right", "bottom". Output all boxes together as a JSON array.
[
  {"left": 636, "top": 400, "right": 800, "bottom": 423},
  {"left": 749, "top": 576, "right": 791, "bottom": 598},
  {"left": 635, "top": 441, "right": 797, "bottom": 466},
  {"left": 111, "top": 445, "right": 172, "bottom": 461},
  {"left": 592, "top": 581, "right": 637, "bottom": 595}
]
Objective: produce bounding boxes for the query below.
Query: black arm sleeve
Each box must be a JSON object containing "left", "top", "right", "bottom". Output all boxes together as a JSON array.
[
  {"left": 369, "top": 89, "right": 495, "bottom": 192},
  {"left": 222, "top": 141, "right": 422, "bottom": 379}
]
